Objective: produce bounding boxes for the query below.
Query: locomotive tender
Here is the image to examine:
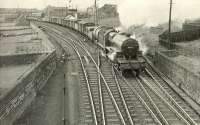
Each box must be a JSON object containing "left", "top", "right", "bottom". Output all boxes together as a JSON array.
[{"left": 40, "top": 17, "right": 145, "bottom": 76}]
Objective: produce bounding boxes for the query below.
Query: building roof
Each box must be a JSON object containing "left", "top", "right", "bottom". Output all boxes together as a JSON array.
[
  {"left": 78, "top": 20, "right": 95, "bottom": 25},
  {"left": 64, "top": 15, "right": 76, "bottom": 20},
  {"left": 45, "top": 5, "right": 66, "bottom": 10}
]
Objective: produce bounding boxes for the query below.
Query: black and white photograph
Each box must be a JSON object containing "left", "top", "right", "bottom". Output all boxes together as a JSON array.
[{"left": 0, "top": 0, "right": 200, "bottom": 124}]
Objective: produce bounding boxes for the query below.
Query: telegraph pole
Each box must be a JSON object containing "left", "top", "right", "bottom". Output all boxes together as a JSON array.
[
  {"left": 94, "top": 0, "right": 98, "bottom": 25},
  {"left": 66, "top": 2, "right": 68, "bottom": 17},
  {"left": 69, "top": 0, "right": 71, "bottom": 8},
  {"left": 168, "top": 0, "right": 173, "bottom": 49}
]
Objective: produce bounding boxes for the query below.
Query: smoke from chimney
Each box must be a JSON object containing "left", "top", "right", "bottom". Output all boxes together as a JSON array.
[
  {"left": 131, "top": 33, "right": 148, "bottom": 55},
  {"left": 117, "top": 0, "right": 200, "bottom": 28}
]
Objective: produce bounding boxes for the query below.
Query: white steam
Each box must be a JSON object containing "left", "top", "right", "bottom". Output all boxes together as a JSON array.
[
  {"left": 131, "top": 33, "right": 148, "bottom": 55},
  {"left": 118, "top": 0, "right": 200, "bottom": 28}
]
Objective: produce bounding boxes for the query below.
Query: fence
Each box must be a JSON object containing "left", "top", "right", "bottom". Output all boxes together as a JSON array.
[{"left": 159, "top": 28, "right": 200, "bottom": 43}]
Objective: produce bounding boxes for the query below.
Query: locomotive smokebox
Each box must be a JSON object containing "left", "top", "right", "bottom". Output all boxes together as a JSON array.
[{"left": 110, "top": 34, "right": 139, "bottom": 59}]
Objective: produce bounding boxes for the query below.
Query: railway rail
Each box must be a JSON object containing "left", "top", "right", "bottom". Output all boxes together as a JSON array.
[
  {"left": 143, "top": 63, "right": 200, "bottom": 124},
  {"left": 35, "top": 22, "right": 200, "bottom": 125},
  {"left": 38, "top": 23, "right": 160, "bottom": 124}
]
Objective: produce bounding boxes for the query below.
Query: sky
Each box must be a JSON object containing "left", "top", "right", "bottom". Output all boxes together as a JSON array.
[
  {"left": 118, "top": 0, "right": 200, "bottom": 28},
  {"left": 1, "top": 0, "right": 199, "bottom": 27},
  {"left": 0, "top": 0, "right": 120, "bottom": 9}
]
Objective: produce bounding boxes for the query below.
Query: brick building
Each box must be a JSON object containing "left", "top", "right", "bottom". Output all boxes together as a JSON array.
[
  {"left": 44, "top": 5, "right": 77, "bottom": 18},
  {"left": 44, "top": 6, "right": 67, "bottom": 17}
]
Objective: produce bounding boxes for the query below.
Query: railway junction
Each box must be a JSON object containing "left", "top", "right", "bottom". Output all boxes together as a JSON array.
[{"left": 0, "top": 3, "right": 200, "bottom": 125}]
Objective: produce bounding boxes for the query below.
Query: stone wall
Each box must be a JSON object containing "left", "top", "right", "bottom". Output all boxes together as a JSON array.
[
  {"left": 0, "top": 54, "right": 39, "bottom": 66},
  {"left": 154, "top": 50, "right": 200, "bottom": 104},
  {"left": 176, "top": 47, "right": 200, "bottom": 57},
  {"left": 0, "top": 51, "right": 56, "bottom": 125}
]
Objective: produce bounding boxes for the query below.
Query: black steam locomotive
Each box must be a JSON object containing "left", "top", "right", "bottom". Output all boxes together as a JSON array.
[{"left": 92, "top": 26, "right": 145, "bottom": 76}]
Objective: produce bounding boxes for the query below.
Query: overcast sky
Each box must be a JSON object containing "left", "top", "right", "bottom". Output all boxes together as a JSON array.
[
  {"left": 0, "top": 0, "right": 120, "bottom": 10},
  {"left": 118, "top": 0, "right": 200, "bottom": 27}
]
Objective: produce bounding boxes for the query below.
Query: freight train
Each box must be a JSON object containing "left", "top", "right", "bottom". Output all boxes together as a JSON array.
[{"left": 32, "top": 17, "right": 146, "bottom": 76}]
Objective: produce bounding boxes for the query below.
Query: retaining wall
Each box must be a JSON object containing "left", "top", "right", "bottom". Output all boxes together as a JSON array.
[
  {"left": 159, "top": 39, "right": 200, "bottom": 57},
  {"left": 177, "top": 47, "right": 200, "bottom": 57},
  {"left": 0, "top": 51, "right": 56, "bottom": 125},
  {"left": 0, "top": 54, "right": 39, "bottom": 66},
  {"left": 154, "top": 50, "right": 200, "bottom": 104}
]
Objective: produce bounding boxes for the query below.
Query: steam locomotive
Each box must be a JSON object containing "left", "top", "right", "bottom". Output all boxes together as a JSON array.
[{"left": 35, "top": 17, "right": 145, "bottom": 76}]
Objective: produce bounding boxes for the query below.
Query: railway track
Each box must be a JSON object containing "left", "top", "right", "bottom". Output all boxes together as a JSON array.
[
  {"left": 38, "top": 23, "right": 161, "bottom": 124},
  {"left": 137, "top": 76, "right": 189, "bottom": 125},
  {"left": 35, "top": 22, "right": 200, "bottom": 125},
  {"left": 143, "top": 64, "right": 200, "bottom": 124},
  {"left": 62, "top": 24, "right": 200, "bottom": 124},
  {"left": 125, "top": 66, "right": 200, "bottom": 124},
  {"left": 46, "top": 28, "right": 132, "bottom": 125}
]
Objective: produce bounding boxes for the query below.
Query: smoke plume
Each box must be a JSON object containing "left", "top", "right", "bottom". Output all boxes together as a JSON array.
[
  {"left": 118, "top": 0, "right": 200, "bottom": 28},
  {"left": 131, "top": 33, "right": 148, "bottom": 55}
]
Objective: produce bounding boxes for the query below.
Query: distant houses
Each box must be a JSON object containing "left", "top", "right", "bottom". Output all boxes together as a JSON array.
[{"left": 43, "top": 5, "right": 78, "bottom": 18}]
